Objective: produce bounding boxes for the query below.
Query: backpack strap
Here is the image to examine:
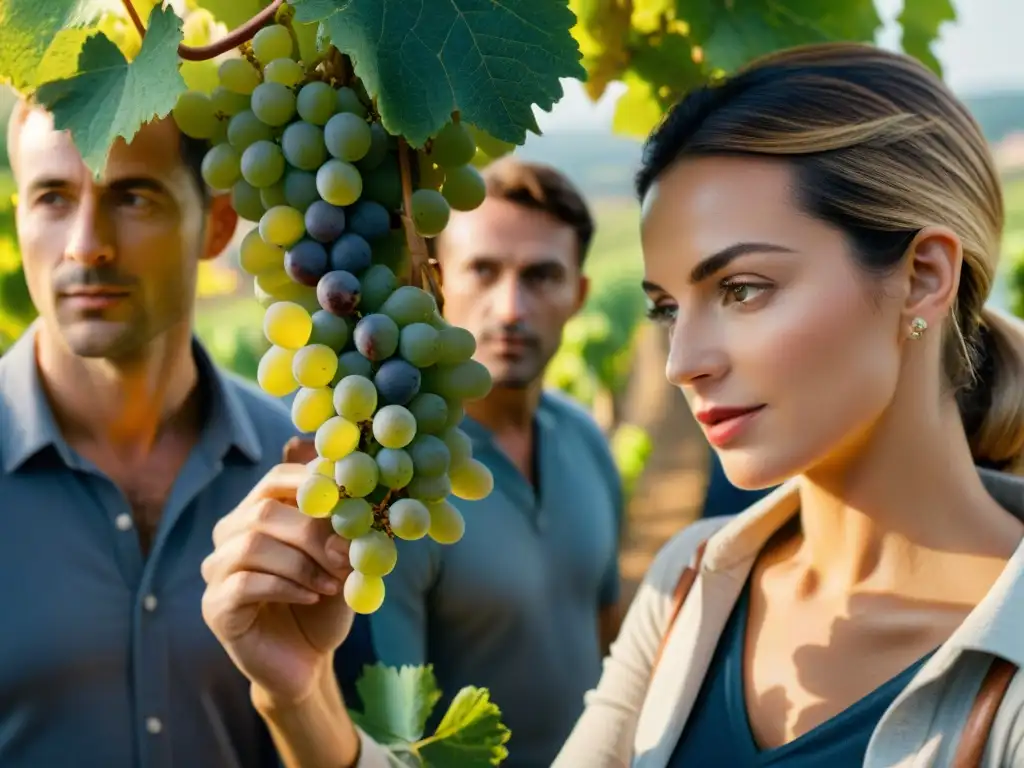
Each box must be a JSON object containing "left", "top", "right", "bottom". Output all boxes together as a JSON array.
[
  {"left": 650, "top": 540, "right": 708, "bottom": 678},
  {"left": 650, "top": 541, "right": 1018, "bottom": 767},
  {"left": 951, "top": 656, "right": 1018, "bottom": 767}
]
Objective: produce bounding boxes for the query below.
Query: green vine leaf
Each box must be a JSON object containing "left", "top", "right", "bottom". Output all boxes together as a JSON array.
[
  {"left": 34, "top": 5, "right": 186, "bottom": 177},
  {"left": 349, "top": 663, "right": 443, "bottom": 746},
  {"left": 416, "top": 687, "right": 511, "bottom": 768},
  {"left": 291, "top": 0, "right": 586, "bottom": 147},
  {"left": 897, "top": 0, "right": 956, "bottom": 76},
  {"left": 0, "top": 1, "right": 98, "bottom": 92}
]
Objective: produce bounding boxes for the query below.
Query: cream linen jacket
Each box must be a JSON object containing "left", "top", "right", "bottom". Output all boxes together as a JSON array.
[{"left": 354, "top": 468, "right": 1024, "bottom": 768}]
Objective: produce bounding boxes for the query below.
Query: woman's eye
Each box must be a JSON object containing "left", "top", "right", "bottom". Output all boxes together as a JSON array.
[
  {"left": 645, "top": 303, "right": 678, "bottom": 325},
  {"left": 721, "top": 281, "right": 769, "bottom": 306}
]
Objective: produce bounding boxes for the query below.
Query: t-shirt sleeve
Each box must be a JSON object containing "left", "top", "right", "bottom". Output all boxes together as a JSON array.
[{"left": 366, "top": 536, "right": 438, "bottom": 666}]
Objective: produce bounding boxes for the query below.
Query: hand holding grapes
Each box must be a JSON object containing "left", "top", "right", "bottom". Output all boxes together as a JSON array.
[{"left": 201, "top": 459, "right": 354, "bottom": 707}]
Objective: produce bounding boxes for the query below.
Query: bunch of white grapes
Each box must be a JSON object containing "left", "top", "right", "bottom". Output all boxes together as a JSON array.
[{"left": 172, "top": 23, "right": 499, "bottom": 615}]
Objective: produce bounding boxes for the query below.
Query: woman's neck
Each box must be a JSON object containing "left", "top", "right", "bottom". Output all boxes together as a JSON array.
[{"left": 796, "top": 395, "right": 1024, "bottom": 595}]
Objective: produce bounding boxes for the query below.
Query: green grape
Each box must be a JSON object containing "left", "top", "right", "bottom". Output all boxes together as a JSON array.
[
  {"left": 239, "top": 228, "right": 283, "bottom": 275},
  {"left": 331, "top": 498, "right": 373, "bottom": 539},
  {"left": 443, "top": 402, "right": 465, "bottom": 430},
  {"left": 370, "top": 231, "right": 410, "bottom": 276},
  {"left": 297, "top": 473, "right": 339, "bottom": 518},
  {"left": 356, "top": 123, "right": 389, "bottom": 172},
  {"left": 336, "top": 86, "right": 368, "bottom": 117},
  {"left": 308, "top": 310, "right": 350, "bottom": 350},
  {"left": 308, "top": 456, "right": 335, "bottom": 478},
  {"left": 232, "top": 180, "right": 265, "bottom": 223},
  {"left": 333, "top": 375, "right": 377, "bottom": 423},
  {"left": 228, "top": 110, "right": 273, "bottom": 152},
  {"left": 441, "top": 164, "right": 486, "bottom": 211},
  {"left": 436, "top": 326, "right": 477, "bottom": 364},
  {"left": 380, "top": 285, "right": 437, "bottom": 327},
  {"left": 315, "top": 416, "right": 361, "bottom": 460},
  {"left": 423, "top": 359, "right": 492, "bottom": 402},
  {"left": 375, "top": 448, "right": 413, "bottom": 489},
  {"left": 427, "top": 499, "right": 465, "bottom": 544},
  {"left": 316, "top": 159, "right": 363, "bottom": 207},
  {"left": 282, "top": 121, "right": 327, "bottom": 171},
  {"left": 264, "top": 58, "right": 304, "bottom": 87},
  {"left": 251, "top": 82, "right": 297, "bottom": 127},
  {"left": 241, "top": 140, "right": 285, "bottom": 188},
  {"left": 324, "top": 113, "right": 372, "bottom": 162},
  {"left": 201, "top": 143, "right": 241, "bottom": 191},
  {"left": 284, "top": 169, "right": 320, "bottom": 211},
  {"left": 407, "top": 472, "right": 451, "bottom": 502},
  {"left": 334, "top": 350, "right": 373, "bottom": 384},
  {"left": 450, "top": 458, "right": 494, "bottom": 500},
  {"left": 252, "top": 23, "right": 294, "bottom": 64},
  {"left": 259, "top": 205, "right": 306, "bottom": 247},
  {"left": 416, "top": 154, "right": 445, "bottom": 190},
  {"left": 408, "top": 393, "right": 448, "bottom": 435},
  {"left": 466, "top": 124, "right": 514, "bottom": 159},
  {"left": 218, "top": 57, "right": 261, "bottom": 95},
  {"left": 429, "top": 121, "right": 476, "bottom": 167},
  {"left": 398, "top": 323, "right": 440, "bottom": 368},
  {"left": 334, "top": 452, "right": 379, "bottom": 498},
  {"left": 211, "top": 119, "right": 230, "bottom": 146},
  {"left": 255, "top": 280, "right": 319, "bottom": 312},
  {"left": 296, "top": 81, "right": 337, "bottom": 126},
  {"left": 173, "top": 91, "right": 219, "bottom": 139},
  {"left": 263, "top": 300, "right": 312, "bottom": 349},
  {"left": 292, "top": 343, "right": 339, "bottom": 388},
  {"left": 344, "top": 571, "right": 385, "bottom": 614},
  {"left": 408, "top": 434, "right": 451, "bottom": 477},
  {"left": 359, "top": 264, "right": 399, "bottom": 313},
  {"left": 291, "top": 386, "right": 335, "bottom": 433},
  {"left": 362, "top": 156, "right": 403, "bottom": 210},
  {"left": 349, "top": 530, "right": 397, "bottom": 577},
  {"left": 260, "top": 183, "right": 288, "bottom": 210},
  {"left": 442, "top": 427, "right": 473, "bottom": 468},
  {"left": 389, "top": 498, "right": 430, "bottom": 541},
  {"left": 410, "top": 188, "right": 451, "bottom": 237},
  {"left": 255, "top": 268, "right": 292, "bottom": 297},
  {"left": 372, "top": 404, "right": 417, "bottom": 449},
  {"left": 257, "top": 345, "right": 299, "bottom": 397},
  {"left": 210, "top": 86, "right": 249, "bottom": 117}
]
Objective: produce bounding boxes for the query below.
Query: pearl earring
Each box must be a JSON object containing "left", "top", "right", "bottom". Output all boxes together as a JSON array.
[{"left": 909, "top": 317, "right": 928, "bottom": 340}]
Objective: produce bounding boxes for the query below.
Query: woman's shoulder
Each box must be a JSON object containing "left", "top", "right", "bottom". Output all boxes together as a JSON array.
[{"left": 641, "top": 515, "right": 734, "bottom": 595}]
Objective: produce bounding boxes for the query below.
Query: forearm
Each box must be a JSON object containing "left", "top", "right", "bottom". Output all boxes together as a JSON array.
[{"left": 252, "top": 665, "right": 362, "bottom": 768}]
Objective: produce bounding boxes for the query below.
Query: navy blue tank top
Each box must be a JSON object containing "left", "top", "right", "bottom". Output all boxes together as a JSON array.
[{"left": 668, "top": 579, "right": 932, "bottom": 766}]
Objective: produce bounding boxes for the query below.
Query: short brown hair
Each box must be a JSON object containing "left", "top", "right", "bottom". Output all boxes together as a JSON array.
[{"left": 480, "top": 157, "right": 595, "bottom": 264}]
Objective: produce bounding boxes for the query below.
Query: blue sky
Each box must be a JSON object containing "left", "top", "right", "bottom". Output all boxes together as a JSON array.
[{"left": 536, "top": 0, "right": 1019, "bottom": 133}]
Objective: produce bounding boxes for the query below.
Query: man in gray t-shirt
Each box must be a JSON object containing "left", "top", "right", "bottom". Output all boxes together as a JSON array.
[{"left": 368, "top": 158, "right": 624, "bottom": 767}]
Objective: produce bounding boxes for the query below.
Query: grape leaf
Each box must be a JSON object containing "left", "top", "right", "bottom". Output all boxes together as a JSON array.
[
  {"left": 34, "top": 5, "right": 185, "bottom": 177},
  {"left": 682, "top": 0, "right": 883, "bottom": 74},
  {"left": 416, "top": 687, "right": 511, "bottom": 768},
  {"left": 0, "top": 0, "right": 98, "bottom": 92},
  {"left": 292, "top": 0, "right": 586, "bottom": 147},
  {"left": 612, "top": 71, "right": 664, "bottom": 140},
  {"left": 193, "top": 0, "right": 270, "bottom": 30},
  {"left": 349, "top": 663, "right": 443, "bottom": 745},
  {"left": 897, "top": 0, "right": 956, "bottom": 76},
  {"left": 569, "top": 0, "right": 632, "bottom": 100}
]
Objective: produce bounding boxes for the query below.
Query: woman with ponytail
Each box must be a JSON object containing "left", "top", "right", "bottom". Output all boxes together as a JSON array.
[{"left": 199, "top": 43, "right": 1024, "bottom": 767}]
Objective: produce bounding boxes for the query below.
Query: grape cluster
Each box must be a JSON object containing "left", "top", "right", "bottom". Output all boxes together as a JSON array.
[{"left": 172, "top": 24, "right": 499, "bottom": 615}]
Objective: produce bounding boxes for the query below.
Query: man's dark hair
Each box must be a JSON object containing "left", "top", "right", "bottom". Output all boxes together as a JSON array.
[
  {"left": 480, "top": 158, "right": 595, "bottom": 265},
  {"left": 179, "top": 133, "right": 211, "bottom": 207}
]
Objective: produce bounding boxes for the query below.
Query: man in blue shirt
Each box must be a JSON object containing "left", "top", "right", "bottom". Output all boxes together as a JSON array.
[
  {"left": 368, "top": 158, "right": 625, "bottom": 767},
  {"left": 0, "top": 101, "right": 369, "bottom": 766}
]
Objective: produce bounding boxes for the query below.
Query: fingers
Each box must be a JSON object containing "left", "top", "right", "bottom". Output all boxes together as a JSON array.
[
  {"left": 282, "top": 437, "right": 318, "bottom": 464},
  {"left": 235, "top": 463, "right": 311, "bottom": 511},
  {"left": 202, "top": 571, "right": 321, "bottom": 641},
  {"left": 202, "top": 527, "right": 346, "bottom": 596}
]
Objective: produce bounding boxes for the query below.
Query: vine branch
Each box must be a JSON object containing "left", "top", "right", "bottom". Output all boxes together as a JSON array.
[
  {"left": 397, "top": 138, "right": 444, "bottom": 311},
  {"left": 120, "top": 0, "right": 285, "bottom": 61}
]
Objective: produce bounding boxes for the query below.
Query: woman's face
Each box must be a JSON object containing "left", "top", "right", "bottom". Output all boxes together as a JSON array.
[{"left": 640, "top": 155, "right": 907, "bottom": 489}]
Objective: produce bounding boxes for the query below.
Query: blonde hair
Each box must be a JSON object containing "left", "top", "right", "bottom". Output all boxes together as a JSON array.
[{"left": 636, "top": 42, "right": 1024, "bottom": 472}]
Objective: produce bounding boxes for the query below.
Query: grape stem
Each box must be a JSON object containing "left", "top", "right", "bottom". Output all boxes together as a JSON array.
[
  {"left": 397, "top": 139, "right": 445, "bottom": 311},
  {"left": 119, "top": 0, "right": 285, "bottom": 61}
]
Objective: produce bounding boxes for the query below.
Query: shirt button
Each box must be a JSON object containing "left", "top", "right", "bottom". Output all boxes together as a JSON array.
[
  {"left": 115, "top": 513, "right": 133, "bottom": 531},
  {"left": 143, "top": 594, "right": 158, "bottom": 612},
  {"left": 146, "top": 717, "right": 162, "bottom": 735}
]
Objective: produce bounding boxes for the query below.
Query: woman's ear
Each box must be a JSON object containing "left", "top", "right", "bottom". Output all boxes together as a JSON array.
[
  {"left": 201, "top": 192, "right": 239, "bottom": 261},
  {"left": 901, "top": 225, "right": 963, "bottom": 332}
]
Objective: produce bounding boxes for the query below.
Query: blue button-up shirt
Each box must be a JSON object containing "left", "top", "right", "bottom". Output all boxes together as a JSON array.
[{"left": 0, "top": 323, "right": 374, "bottom": 768}]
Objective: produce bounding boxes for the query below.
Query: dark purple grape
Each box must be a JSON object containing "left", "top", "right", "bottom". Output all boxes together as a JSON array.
[
  {"left": 317, "top": 270, "right": 361, "bottom": 316},
  {"left": 304, "top": 200, "right": 347, "bottom": 243},
  {"left": 374, "top": 358, "right": 421, "bottom": 405},
  {"left": 353, "top": 313, "right": 400, "bottom": 361},
  {"left": 330, "top": 232, "right": 373, "bottom": 273},
  {"left": 346, "top": 200, "right": 392, "bottom": 241},
  {"left": 334, "top": 350, "right": 373, "bottom": 383},
  {"left": 355, "top": 123, "right": 389, "bottom": 172},
  {"left": 284, "top": 239, "right": 329, "bottom": 286}
]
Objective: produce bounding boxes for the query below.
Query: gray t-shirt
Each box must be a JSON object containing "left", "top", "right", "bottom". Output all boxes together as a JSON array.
[{"left": 368, "top": 390, "right": 623, "bottom": 768}]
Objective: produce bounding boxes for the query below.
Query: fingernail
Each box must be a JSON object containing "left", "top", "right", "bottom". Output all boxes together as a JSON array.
[
  {"left": 318, "top": 576, "right": 339, "bottom": 594},
  {"left": 326, "top": 547, "right": 346, "bottom": 568}
]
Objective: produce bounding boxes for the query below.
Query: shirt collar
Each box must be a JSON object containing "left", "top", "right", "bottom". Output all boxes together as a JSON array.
[
  {"left": 701, "top": 471, "right": 1024, "bottom": 667},
  {"left": 0, "top": 322, "right": 262, "bottom": 474}
]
